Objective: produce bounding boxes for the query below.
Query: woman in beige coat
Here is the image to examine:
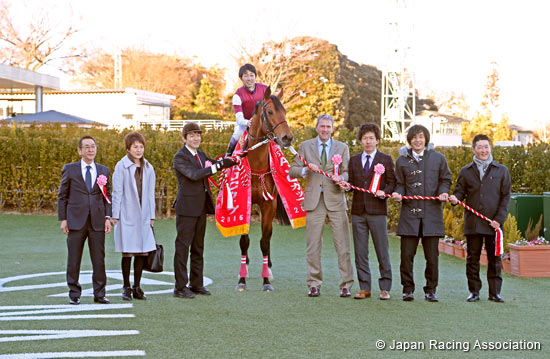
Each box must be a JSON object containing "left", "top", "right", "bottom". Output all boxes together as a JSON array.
[{"left": 111, "top": 132, "right": 156, "bottom": 301}]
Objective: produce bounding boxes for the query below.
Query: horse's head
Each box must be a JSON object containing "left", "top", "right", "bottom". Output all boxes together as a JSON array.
[{"left": 252, "top": 87, "right": 293, "bottom": 149}]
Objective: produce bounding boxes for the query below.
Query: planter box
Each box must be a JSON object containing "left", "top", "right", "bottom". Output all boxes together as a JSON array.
[
  {"left": 443, "top": 242, "right": 455, "bottom": 255},
  {"left": 453, "top": 244, "right": 466, "bottom": 259},
  {"left": 438, "top": 240, "right": 446, "bottom": 253},
  {"left": 480, "top": 250, "right": 488, "bottom": 266},
  {"left": 501, "top": 258, "right": 512, "bottom": 273},
  {"left": 508, "top": 244, "right": 550, "bottom": 277}
]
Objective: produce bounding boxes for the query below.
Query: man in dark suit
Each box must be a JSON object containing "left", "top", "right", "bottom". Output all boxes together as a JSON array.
[
  {"left": 173, "top": 122, "right": 236, "bottom": 299},
  {"left": 450, "top": 134, "right": 511, "bottom": 303},
  {"left": 343, "top": 123, "right": 395, "bottom": 300},
  {"left": 57, "top": 135, "right": 112, "bottom": 305}
]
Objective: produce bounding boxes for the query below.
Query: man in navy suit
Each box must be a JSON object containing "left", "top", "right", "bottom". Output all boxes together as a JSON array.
[
  {"left": 343, "top": 123, "right": 396, "bottom": 300},
  {"left": 172, "top": 123, "right": 236, "bottom": 299},
  {"left": 57, "top": 136, "right": 112, "bottom": 305}
]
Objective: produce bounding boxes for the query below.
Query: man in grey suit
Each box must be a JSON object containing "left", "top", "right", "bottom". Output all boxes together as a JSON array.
[{"left": 289, "top": 114, "right": 354, "bottom": 297}]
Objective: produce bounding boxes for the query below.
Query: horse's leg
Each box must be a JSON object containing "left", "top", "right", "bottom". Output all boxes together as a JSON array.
[
  {"left": 236, "top": 234, "right": 250, "bottom": 291},
  {"left": 259, "top": 199, "right": 276, "bottom": 291}
]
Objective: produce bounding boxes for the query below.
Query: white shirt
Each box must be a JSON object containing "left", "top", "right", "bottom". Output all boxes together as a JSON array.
[
  {"left": 412, "top": 150, "right": 424, "bottom": 162},
  {"left": 80, "top": 159, "right": 97, "bottom": 187},
  {"left": 362, "top": 149, "right": 377, "bottom": 169},
  {"left": 185, "top": 145, "right": 217, "bottom": 174}
]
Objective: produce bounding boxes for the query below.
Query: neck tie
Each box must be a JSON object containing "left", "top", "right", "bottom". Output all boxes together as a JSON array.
[
  {"left": 321, "top": 143, "right": 327, "bottom": 169},
  {"left": 85, "top": 165, "right": 92, "bottom": 192},
  {"left": 364, "top": 155, "right": 371, "bottom": 176},
  {"left": 194, "top": 153, "right": 202, "bottom": 167}
]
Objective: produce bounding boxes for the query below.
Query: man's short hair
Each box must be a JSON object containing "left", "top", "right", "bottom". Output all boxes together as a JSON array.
[
  {"left": 239, "top": 63, "right": 257, "bottom": 79},
  {"left": 472, "top": 134, "right": 491, "bottom": 147},
  {"left": 357, "top": 123, "right": 381, "bottom": 141},
  {"left": 78, "top": 135, "right": 96, "bottom": 148},
  {"left": 315, "top": 114, "right": 334, "bottom": 128},
  {"left": 406, "top": 124, "right": 430, "bottom": 145},
  {"left": 124, "top": 131, "right": 146, "bottom": 150}
]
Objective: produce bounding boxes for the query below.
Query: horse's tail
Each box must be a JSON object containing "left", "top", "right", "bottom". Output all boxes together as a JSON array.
[{"left": 275, "top": 195, "right": 291, "bottom": 226}]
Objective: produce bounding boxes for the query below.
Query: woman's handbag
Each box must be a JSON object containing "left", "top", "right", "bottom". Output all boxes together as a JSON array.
[{"left": 145, "top": 227, "right": 163, "bottom": 273}]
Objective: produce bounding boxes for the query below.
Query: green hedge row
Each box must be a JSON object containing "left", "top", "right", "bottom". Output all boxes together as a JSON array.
[{"left": 1, "top": 123, "right": 549, "bottom": 233}]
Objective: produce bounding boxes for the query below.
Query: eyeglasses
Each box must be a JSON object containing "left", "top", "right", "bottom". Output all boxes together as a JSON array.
[{"left": 81, "top": 145, "right": 97, "bottom": 150}]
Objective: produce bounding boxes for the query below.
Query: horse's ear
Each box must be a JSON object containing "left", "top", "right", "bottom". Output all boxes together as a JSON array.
[
  {"left": 264, "top": 86, "right": 271, "bottom": 100},
  {"left": 276, "top": 88, "right": 284, "bottom": 99}
]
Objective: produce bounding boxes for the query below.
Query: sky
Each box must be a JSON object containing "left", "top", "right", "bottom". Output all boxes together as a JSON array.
[{"left": 12, "top": 0, "right": 550, "bottom": 129}]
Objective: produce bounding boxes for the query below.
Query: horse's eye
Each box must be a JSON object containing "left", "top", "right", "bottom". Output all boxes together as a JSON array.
[{"left": 268, "top": 110, "right": 273, "bottom": 115}]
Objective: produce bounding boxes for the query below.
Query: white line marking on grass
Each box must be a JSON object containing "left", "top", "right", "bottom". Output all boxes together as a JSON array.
[
  {"left": 0, "top": 350, "right": 145, "bottom": 358},
  {"left": 0, "top": 304, "right": 133, "bottom": 316},
  {"left": 0, "top": 314, "right": 134, "bottom": 321},
  {"left": 0, "top": 330, "right": 139, "bottom": 342}
]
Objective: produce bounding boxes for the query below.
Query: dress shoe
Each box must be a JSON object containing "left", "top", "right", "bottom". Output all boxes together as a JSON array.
[
  {"left": 354, "top": 290, "right": 371, "bottom": 299},
  {"left": 189, "top": 286, "right": 211, "bottom": 296},
  {"left": 69, "top": 297, "right": 80, "bottom": 305},
  {"left": 466, "top": 293, "right": 480, "bottom": 302},
  {"left": 173, "top": 287, "right": 195, "bottom": 299},
  {"left": 488, "top": 294, "right": 504, "bottom": 303},
  {"left": 402, "top": 292, "right": 414, "bottom": 301},
  {"left": 308, "top": 287, "right": 320, "bottom": 297},
  {"left": 424, "top": 293, "right": 439, "bottom": 302},
  {"left": 122, "top": 287, "right": 132, "bottom": 301},
  {"left": 340, "top": 288, "right": 351, "bottom": 297},
  {"left": 379, "top": 290, "right": 391, "bottom": 300},
  {"left": 94, "top": 296, "right": 110, "bottom": 304},
  {"left": 132, "top": 286, "right": 147, "bottom": 300}
]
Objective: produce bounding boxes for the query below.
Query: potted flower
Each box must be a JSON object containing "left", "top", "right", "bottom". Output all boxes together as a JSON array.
[
  {"left": 441, "top": 237, "right": 455, "bottom": 255},
  {"left": 501, "top": 253, "right": 512, "bottom": 273},
  {"left": 453, "top": 240, "right": 466, "bottom": 259}
]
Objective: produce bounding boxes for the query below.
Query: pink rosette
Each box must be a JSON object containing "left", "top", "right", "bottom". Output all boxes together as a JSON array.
[
  {"left": 332, "top": 154, "right": 343, "bottom": 176},
  {"left": 374, "top": 163, "right": 385, "bottom": 175},
  {"left": 96, "top": 175, "right": 111, "bottom": 204},
  {"left": 205, "top": 160, "right": 213, "bottom": 168},
  {"left": 97, "top": 175, "right": 107, "bottom": 186}
]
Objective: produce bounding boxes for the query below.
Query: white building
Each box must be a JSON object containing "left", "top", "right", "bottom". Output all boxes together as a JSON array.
[
  {"left": 414, "top": 110, "right": 469, "bottom": 147},
  {"left": 0, "top": 88, "right": 174, "bottom": 129}
]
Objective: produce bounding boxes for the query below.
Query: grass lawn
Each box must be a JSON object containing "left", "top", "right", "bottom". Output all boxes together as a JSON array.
[{"left": 0, "top": 213, "right": 549, "bottom": 358}]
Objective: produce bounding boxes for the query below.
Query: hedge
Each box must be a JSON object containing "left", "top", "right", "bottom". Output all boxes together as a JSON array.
[{"left": 1, "top": 123, "right": 548, "bottom": 233}]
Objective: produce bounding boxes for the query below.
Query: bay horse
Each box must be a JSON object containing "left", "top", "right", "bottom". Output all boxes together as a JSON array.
[{"left": 236, "top": 86, "right": 293, "bottom": 292}]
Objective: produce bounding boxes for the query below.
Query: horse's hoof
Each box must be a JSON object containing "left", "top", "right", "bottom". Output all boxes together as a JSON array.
[
  {"left": 261, "top": 284, "right": 274, "bottom": 292},
  {"left": 235, "top": 283, "right": 247, "bottom": 292}
]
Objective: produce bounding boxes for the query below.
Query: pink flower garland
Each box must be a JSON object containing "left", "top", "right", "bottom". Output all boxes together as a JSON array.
[
  {"left": 332, "top": 154, "right": 342, "bottom": 176},
  {"left": 96, "top": 175, "right": 111, "bottom": 204}
]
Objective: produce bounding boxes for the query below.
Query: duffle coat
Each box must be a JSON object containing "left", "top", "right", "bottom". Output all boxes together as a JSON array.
[{"left": 394, "top": 147, "right": 452, "bottom": 237}]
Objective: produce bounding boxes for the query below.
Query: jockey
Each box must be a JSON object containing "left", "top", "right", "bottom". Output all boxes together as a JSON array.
[{"left": 225, "top": 63, "right": 268, "bottom": 157}]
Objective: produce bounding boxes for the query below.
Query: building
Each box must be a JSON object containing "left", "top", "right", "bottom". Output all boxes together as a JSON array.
[
  {"left": 0, "top": 87, "right": 175, "bottom": 129},
  {"left": 414, "top": 110, "right": 469, "bottom": 147}
]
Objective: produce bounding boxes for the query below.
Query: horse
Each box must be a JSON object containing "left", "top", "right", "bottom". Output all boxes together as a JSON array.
[{"left": 235, "top": 86, "right": 293, "bottom": 292}]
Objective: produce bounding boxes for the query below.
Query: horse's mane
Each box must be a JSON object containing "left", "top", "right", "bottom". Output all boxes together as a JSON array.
[{"left": 254, "top": 95, "right": 285, "bottom": 115}]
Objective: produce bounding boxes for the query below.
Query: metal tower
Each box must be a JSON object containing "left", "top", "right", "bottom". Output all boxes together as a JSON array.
[
  {"left": 114, "top": 49, "right": 123, "bottom": 89},
  {"left": 381, "top": 0, "right": 416, "bottom": 141}
]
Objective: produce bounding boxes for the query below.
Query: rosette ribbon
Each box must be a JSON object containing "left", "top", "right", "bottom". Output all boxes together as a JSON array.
[
  {"left": 332, "top": 154, "right": 342, "bottom": 176},
  {"left": 369, "top": 163, "right": 385, "bottom": 193},
  {"left": 96, "top": 175, "right": 111, "bottom": 204}
]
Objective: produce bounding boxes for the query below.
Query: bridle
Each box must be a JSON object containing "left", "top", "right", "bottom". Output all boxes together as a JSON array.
[{"left": 247, "top": 97, "right": 287, "bottom": 142}]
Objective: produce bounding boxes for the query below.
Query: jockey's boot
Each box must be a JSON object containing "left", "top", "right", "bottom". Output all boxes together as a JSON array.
[{"left": 225, "top": 137, "right": 238, "bottom": 158}]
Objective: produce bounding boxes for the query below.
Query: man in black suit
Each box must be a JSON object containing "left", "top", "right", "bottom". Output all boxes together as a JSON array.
[
  {"left": 343, "top": 123, "right": 396, "bottom": 300},
  {"left": 173, "top": 123, "right": 236, "bottom": 299},
  {"left": 57, "top": 135, "right": 112, "bottom": 305}
]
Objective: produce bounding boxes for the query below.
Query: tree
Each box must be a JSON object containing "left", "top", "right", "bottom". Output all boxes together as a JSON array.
[
  {"left": 462, "top": 113, "right": 494, "bottom": 143},
  {"left": 425, "top": 90, "right": 470, "bottom": 119},
  {"left": 72, "top": 47, "right": 226, "bottom": 115},
  {"left": 480, "top": 62, "right": 500, "bottom": 114},
  {"left": 494, "top": 114, "right": 515, "bottom": 142},
  {"left": 236, "top": 36, "right": 381, "bottom": 128},
  {"left": 0, "top": 0, "right": 80, "bottom": 71},
  {"left": 193, "top": 77, "right": 220, "bottom": 114}
]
